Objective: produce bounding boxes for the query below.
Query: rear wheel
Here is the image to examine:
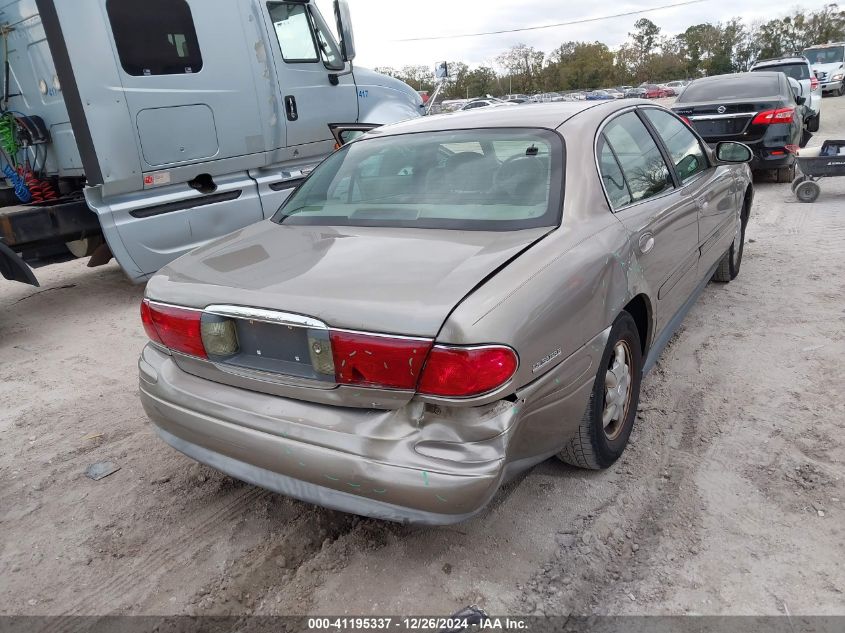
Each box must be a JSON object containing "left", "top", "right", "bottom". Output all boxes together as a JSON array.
[
  {"left": 796, "top": 180, "right": 821, "bottom": 203},
  {"left": 713, "top": 214, "right": 745, "bottom": 282},
  {"left": 558, "top": 312, "right": 642, "bottom": 470},
  {"left": 776, "top": 164, "right": 795, "bottom": 183}
]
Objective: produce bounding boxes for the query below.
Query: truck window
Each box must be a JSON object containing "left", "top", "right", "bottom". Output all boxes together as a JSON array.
[
  {"left": 267, "top": 3, "right": 319, "bottom": 63},
  {"left": 106, "top": 0, "right": 203, "bottom": 76}
]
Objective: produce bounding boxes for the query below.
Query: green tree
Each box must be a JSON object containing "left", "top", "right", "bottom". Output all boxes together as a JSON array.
[{"left": 496, "top": 44, "right": 545, "bottom": 93}]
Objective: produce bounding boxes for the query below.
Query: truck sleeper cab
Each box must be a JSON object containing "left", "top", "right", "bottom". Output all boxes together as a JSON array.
[{"left": 0, "top": 0, "right": 422, "bottom": 285}]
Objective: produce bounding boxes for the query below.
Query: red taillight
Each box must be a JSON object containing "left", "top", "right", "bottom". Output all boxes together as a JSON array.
[
  {"left": 141, "top": 299, "right": 206, "bottom": 358},
  {"left": 329, "top": 330, "right": 431, "bottom": 390},
  {"left": 785, "top": 144, "right": 800, "bottom": 154},
  {"left": 417, "top": 345, "right": 518, "bottom": 398},
  {"left": 811, "top": 76, "right": 819, "bottom": 91},
  {"left": 679, "top": 115, "right": 692, "bottom": 126},
  {"left": 752, "top": 107, "right": 795, "bottom": 125}
]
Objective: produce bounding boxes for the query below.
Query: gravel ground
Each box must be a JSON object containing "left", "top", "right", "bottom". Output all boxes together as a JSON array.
[{"left": 1, "top": 98, "right": 844, "bottom": 623}]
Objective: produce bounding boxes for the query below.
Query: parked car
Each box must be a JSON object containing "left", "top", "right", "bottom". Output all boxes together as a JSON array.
[
  {"left": 802, "top": 42, "right": 845, "bottom": 96},
  {"left": 640, "top": 83, "right": 669, "bottom": 99},
  {"left": 659, "top": 84, "right": 677, "bottom": 97},
  {"left": 605, "top": 89, "right": 626, "bottom": 99},
  {"left": 532, "top": 92, "right": 565, "bottom": 103},
  {"left": 458, "top": 97, "right": 514, "bottom": 111},
  {"left": 672, "top": 72, "right": 806, "bottom": 182},
  {"left": 625, "top": 87, "right": 648, "bottom": 98},
  {"left": 586, "top": 90, "right": 615, "bottom": 100},
  {"left": 139, "top": 100, "right": 754, "bottom": 525},
  {"left": 751, "top": 55, "right": 822, "bottom": 132},
  {"left": 504, "top": 93, "right": 530, "bottom": 101},
  {"left": 665, "top": 80, "right": 686, "bottom": 93}
]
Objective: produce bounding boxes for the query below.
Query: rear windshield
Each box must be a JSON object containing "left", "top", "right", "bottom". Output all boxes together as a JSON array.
[
  {"left": 753, "top": 63, "right": 810, "bottom": 80},
  {"left": 804, "top": 46, "right": 845, "bottom": 64},
  {"left": 273, "top": 129, "right": 563, "bottom": 231},
  {"left": 677, "top": 76, "right": 779, "bottom": 102}
]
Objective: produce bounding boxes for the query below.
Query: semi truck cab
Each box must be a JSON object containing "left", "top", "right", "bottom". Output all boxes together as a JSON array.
[{"left": 0, "top": 0, "right": 423, "bottom": 285}]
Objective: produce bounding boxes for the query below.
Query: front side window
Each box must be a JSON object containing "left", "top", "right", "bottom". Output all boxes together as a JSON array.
[
  {"left": 643, "top": 109, "right": 708, "bottom": 183},
  {"left": 602, "top": 112, "right": 673, "bottom": 204},
  {"left": 273, "top": 129, "right": 563, "bottom": 231},
  {"left": 106, "top": 0, "right": 203, "bottom": 76},
  {"left": 267, "top": 3, "right": 319, "bottom": 62}
]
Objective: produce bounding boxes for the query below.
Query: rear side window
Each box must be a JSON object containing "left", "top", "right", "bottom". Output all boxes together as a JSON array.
[
  {"left": 753, "top": 63, "right": 810, "bottom": 81},
  {"left": 643, "top": 109, "right": 708, "bottom": 183},
  {"left": 106, "top": 0, "right": 203, "bottom": 76},
  {"left": 597, "top": 136, "right": 630, "bottom": 209},
  {"left": 678, "top": 76, "right": 779, "bottom": 101},
  {"left": 602, "top": 112, "right": 673, "bottom": 204},
  {"left": 267, "top": 3, "right": 319, "bottom": 62}
]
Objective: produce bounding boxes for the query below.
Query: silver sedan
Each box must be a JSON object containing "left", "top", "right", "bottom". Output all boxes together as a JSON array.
[{"left": 139, "top": 100, "right": 754, "bottom": 524}]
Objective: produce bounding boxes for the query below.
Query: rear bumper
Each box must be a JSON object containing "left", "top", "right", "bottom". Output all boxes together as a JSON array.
[{"left": 139, "top": 331, "right": 599, "bottom": 524}]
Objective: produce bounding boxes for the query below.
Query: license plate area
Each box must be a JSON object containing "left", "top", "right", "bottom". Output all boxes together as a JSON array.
[
  {"left": 202, "top": 306, "right": 334, "bottom": 384},
  {"left": 693, "top": 118, "right": 750, "bottom": 137}
]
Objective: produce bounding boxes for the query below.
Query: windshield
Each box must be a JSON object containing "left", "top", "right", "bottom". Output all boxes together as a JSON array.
[
  {"left": 678, "top": 76, "right": 779, "bottom": 101},
  {"left": 804, "top": 46, "right": 845, "bottom": 64},
  {"left": 273, "top": 129, "right": 563, "bottom": 231},
  {"left": 753, "top": 63, "right": 810, "bottom": 80}
]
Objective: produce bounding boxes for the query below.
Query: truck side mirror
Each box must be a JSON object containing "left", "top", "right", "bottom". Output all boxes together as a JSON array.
[{"left": 333, "top": 0, "right": 356, "bottom": 62}]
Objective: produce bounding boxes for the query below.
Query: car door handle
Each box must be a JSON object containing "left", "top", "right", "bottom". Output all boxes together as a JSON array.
[
  {"left": 284, "top": 95, "right": 298, "bottom": 122},
  {"left": 639, "top": 232, "right": 655, "bottom": 254}
]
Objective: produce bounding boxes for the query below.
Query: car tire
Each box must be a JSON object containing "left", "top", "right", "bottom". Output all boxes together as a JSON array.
[
  {"left": 713, "top": 213, "right": 745, "bottom": 282},
  {"left": 558, "top": 312, "right": 642, "bottom": 470},
  {"left": 838, "top": 84, "right": 845, "bottom": 97},
  {"left": 796, "top": 180, "right": 821, "bottom": 203},
  {"left": 807, "top": 113, "right": 820, "bottom": 132},
  {"left": 776, "top": 164, "right": 795, "bottom": 183}
]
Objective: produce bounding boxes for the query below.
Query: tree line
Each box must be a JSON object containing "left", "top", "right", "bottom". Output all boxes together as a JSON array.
[{"left": 374, "top": 4, "right": 845, "bottom": 98}]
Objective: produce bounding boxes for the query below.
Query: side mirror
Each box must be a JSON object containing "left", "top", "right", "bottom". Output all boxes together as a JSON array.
[
  {"left": 716, "top": 141, "right": 752, "bottom": 164},
  {"left": 796, "top": 95, "right": 807, "bottom": 105},
  {"left": 333, "top": 0, "right": 356, "bottom": 62}
]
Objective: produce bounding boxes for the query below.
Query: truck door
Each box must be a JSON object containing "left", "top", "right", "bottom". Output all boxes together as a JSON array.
[{"left": 261, "top": 1, "right": 358, "bottom": 152}]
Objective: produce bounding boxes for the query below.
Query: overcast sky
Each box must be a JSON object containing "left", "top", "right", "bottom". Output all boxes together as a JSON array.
[{"left": 315, "top": 0, "right": 834, "bottom": 71}]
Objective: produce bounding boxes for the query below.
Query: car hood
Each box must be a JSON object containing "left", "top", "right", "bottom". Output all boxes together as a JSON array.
[
  {"left": 812, "top": 62, "right": 844, "bottom": 74},
  {"left": 147, "top": 221, "right": 549, "bottom": 337}
]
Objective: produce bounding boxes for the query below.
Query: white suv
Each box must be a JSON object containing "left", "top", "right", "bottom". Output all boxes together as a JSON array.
[
  {"left": 803, "top": 43, "right": 845, "bottom": 96},
  {"left": 751, "top": 56, "right": 822, "bottom": 132}
]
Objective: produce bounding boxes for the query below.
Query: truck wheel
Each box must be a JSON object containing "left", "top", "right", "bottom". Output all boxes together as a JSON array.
[
  {"left": 713, "top": 215, "right": 745, "bottom": 282},
  {"left": 838, "top": 84, "right": 845, "bottom": 97},
  {"left": 796, "top": 180, "right": 821, "bottom": 203},
  {"left": 66, "top": 236, "right": 104, "bottom": 258},
  {"left": 791, "top": 175, "right": 807, "bottom": 192},
  {"left": 776, "top": 164, "right": 795, "bottom": 183},
  {"left": 807, "top": 113, "right": 820, "bottom": 132},
  {"left": 558, "top": 312, "right": 642, "bottom": 470}
]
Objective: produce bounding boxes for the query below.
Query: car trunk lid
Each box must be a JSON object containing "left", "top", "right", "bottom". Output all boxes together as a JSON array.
[
  {"left": 146, "top": 221, "right": 549, "bottom": 405},
  {"left": 673, "top": 98, "right": 783, "bottom": 141}
]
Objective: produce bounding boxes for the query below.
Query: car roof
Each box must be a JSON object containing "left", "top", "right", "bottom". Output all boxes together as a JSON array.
[
  {"left": 357, "top": 101, "right": 640, "bottom": 139},
  {"left": 754, "top": 56, "right": 809, "bottom": 66}
]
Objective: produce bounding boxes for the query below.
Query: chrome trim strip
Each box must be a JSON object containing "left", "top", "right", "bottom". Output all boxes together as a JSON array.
[
  {"left": 687, "top": 112, "right": 756, "bottom": 121},
  {"left": 329, "top": 328, "right": 433, "bottom": 343},
  {"left": 203, "top": 305, "right": 328, "bottom": 330}
]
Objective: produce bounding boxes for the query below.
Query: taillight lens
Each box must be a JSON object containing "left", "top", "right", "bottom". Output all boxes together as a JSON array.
[
  {"left": 752, "top": 107, "right": 795, "bottom": 125},
  {"left": 329, "top": 330, "right": 431, "bottom": 390},
  {"left": 811, "top": 76, "right": 819, "bottom": 91},
  {"left": 418, "top": 345, "right": 518, "bottom": 398},
  {"left": 141, "top": 299, "right": 206, "bottom": 358},
  {"left": 679, "top": 115, "right": 692, "bottom": 126}
]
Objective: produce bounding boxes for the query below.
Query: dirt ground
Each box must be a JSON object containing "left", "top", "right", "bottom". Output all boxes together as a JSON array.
[{"left": 2, "top": 99, "right": 844, "bottom": 623}]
